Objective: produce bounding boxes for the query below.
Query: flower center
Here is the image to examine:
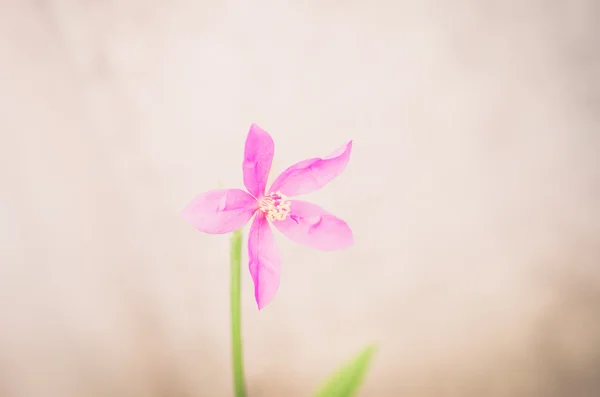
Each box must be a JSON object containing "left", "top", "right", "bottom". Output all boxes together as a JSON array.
[{"left": 258, "top": 191, "right": 291, "bottom": 222}]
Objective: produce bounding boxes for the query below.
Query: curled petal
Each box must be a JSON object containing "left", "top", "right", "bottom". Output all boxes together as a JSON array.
[
  {"left": 269, "top": 141, "right": 352, "bottom": 197},
  {"left": 243, "top": 124, "right": 275, "bottom": 197},
  {"left": 182, "top": 189, "right": 257, "bottom": 234},
  {"left": 272, "top": 200, "right": 353, "bottom": 251},
  {"left": 248, "top": 212, "right": 281, "bottom": 309}
]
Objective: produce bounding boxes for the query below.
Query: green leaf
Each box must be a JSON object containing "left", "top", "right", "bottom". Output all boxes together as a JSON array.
[{"left": 313, "top": 344, "right": 377, "bottom": 397}]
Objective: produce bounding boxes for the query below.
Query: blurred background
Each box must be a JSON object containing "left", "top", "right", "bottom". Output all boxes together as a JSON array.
[{"left": 1, "top": 1, "right": 599, "bottom": 396}]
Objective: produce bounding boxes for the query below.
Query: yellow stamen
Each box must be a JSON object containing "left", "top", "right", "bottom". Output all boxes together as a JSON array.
[{"left": 258, "top": 191, "right": 291, "bottom": 222}]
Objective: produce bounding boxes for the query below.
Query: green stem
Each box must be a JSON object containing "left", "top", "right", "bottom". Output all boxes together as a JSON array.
[{"left": 230, "top": 229, "right": 247, "bottom": 397}]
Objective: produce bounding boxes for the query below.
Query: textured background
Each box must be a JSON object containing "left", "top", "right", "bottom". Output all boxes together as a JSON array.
[{"left": 1, "top": 1, "right": 600, "bottom": 396}]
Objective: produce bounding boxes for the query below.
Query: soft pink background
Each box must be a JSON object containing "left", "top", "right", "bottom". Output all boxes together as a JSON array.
[{"left": 1, "top": 1, "right": 599, "bottom": 396}]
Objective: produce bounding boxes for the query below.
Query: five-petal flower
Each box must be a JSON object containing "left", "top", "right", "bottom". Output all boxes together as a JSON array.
[{"left": 183, "top": 124, "right": 354, "bottom": 309}]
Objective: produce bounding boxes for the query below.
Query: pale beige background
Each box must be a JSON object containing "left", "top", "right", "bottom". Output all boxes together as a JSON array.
[{"left": 1, "top": 1, "right": 599, "bottom": 396}]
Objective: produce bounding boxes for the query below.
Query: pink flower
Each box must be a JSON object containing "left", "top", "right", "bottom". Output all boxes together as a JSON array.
[{"left": 183, "top": 124, "right": 354, "bottom": 309}]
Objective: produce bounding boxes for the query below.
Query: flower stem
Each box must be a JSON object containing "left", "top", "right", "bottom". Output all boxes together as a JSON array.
[{"left": 230, "top": 229, "right": 247, "bottom": 397}]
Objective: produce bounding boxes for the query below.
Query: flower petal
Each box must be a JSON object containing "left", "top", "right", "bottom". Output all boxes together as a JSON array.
[
  {"left": 243, "top": 124, "right": 275, "bottom": 198},
  {"left": 182, "top": 189, "right": 257, "bottom": 234},
  {"left": 272, "top": 200, "right": 353, "bottom": 250},
  {"left": 248, "top": 212, "right": 281, "bottom": 309},
  {"left": 269, "top": 140, "right": 352, "bottom": 197}
]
